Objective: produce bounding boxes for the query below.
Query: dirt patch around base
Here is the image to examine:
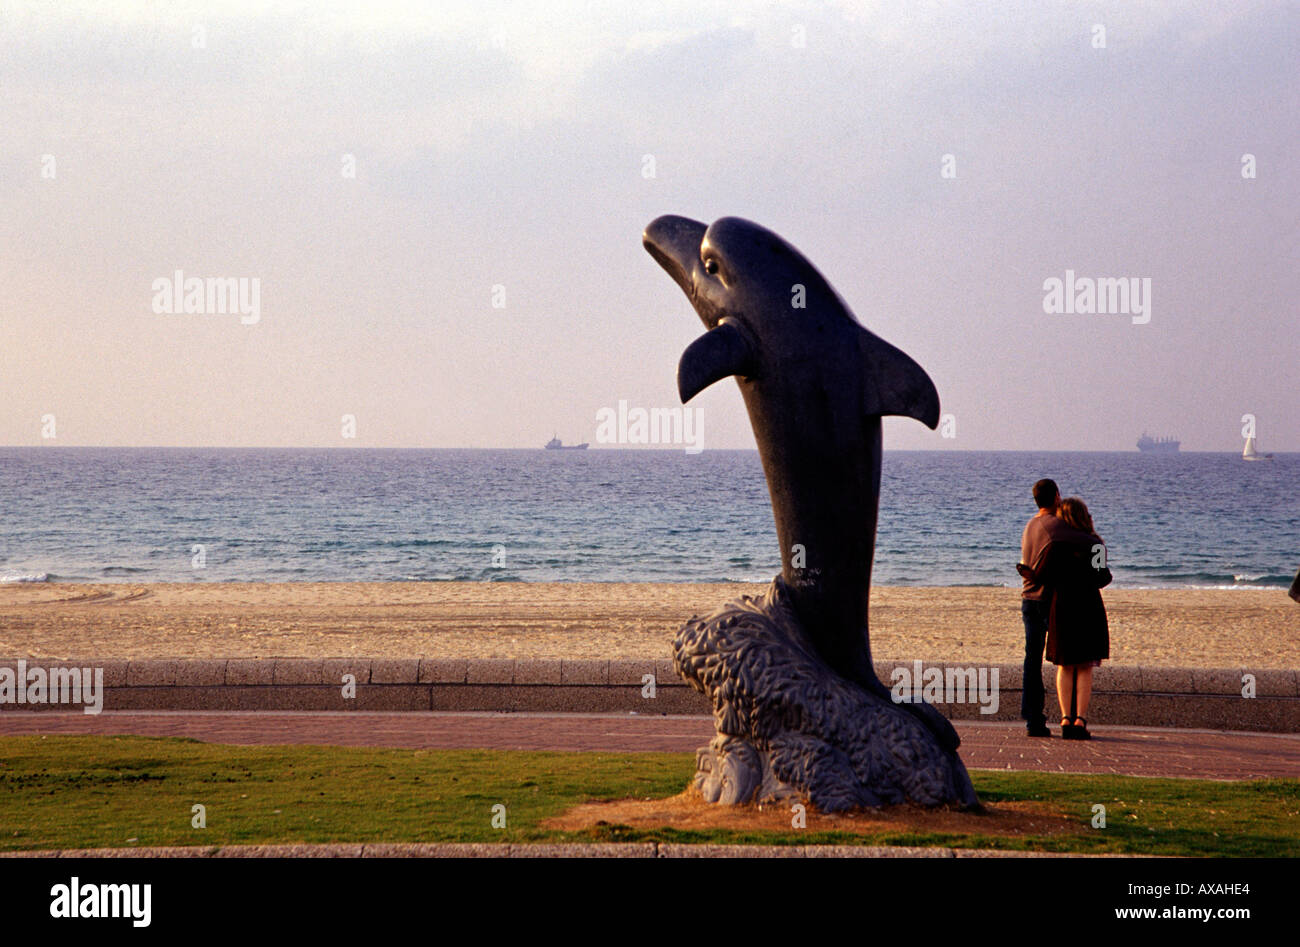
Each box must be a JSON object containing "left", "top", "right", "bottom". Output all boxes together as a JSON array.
[{"left": 544, "top": 789, "right": 1084, "bottom": 840}]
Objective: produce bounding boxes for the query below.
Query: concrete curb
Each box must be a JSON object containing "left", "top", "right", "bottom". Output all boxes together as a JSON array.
[
  {"left": 0, "top": 842, "right": 1142, "bottom": 858},
  {"left": 1, "top": 658, "right": 1295, "bottom": 732}
]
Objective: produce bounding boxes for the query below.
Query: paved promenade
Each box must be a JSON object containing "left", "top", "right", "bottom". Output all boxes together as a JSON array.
[{"left": 2, "top": 711, "right": 1296, "bottom": 780}]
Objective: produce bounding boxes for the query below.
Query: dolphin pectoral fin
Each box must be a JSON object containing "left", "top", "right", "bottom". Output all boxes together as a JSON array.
[
  {"left": 678, "top": 322, "right": 756, "bottom": 403},
  {"left": 858, "top": 330, "right": 941, "bottom": 429}
]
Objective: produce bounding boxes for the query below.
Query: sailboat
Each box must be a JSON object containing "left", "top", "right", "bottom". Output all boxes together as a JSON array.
[{"left": 1242, "top": 435, "right": 1273, "bottom": 461}]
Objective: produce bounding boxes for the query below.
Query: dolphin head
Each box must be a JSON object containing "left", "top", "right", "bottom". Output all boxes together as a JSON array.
[
  {"left": 643, "top": 214, "right": 940, "bottom": 427},
  {"left": 643, "top": 215, "right": 835, "bottom": 328}
]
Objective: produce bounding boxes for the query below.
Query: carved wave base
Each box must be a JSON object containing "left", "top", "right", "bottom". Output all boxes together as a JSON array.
[{"left": 675, "top": 577, "right": 980, "bottom": 812}]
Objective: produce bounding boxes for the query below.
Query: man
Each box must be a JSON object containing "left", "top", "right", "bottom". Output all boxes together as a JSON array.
[{"left": 1018, "top": 478, "right": 1073, "bottom": 737}]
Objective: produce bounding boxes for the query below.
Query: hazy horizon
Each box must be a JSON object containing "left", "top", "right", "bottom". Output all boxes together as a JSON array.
[
  {"left": 3, "top": 444, "right": 1295, "bottom": 454},
  {"left": 4, "top": 1, "right": 1296, "bottom": 452}
]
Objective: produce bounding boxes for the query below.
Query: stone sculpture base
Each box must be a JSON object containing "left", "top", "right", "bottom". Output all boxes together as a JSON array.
[{"left": 675, "top": 577, "right": 979, "bottom": 812}]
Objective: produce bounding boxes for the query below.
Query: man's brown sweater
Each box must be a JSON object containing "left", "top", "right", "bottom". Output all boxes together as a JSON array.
[{"left": 1020, "top": 513, "right": 1088, "bottom": 600}]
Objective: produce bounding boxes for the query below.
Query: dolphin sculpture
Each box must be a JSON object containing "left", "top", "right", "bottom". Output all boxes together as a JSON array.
[{"left": 644, "top": 214, "right": 976, "bottom": 809}]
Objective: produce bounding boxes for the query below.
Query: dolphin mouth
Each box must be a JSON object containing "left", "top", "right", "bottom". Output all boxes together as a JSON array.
[{"left": 643, "top": 215, "right": 707, "bottom": 302}]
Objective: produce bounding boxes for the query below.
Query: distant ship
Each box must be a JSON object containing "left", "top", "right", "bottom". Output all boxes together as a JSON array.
[
  {"left": 1242, "top": 435, "right": 1273, "bottom": 461},
  {"left": 544, "top": 435, "right": 588, "bottom": 450},
  {"left": 1137, "top": 433, "right": 1180, "bottom": 453}
]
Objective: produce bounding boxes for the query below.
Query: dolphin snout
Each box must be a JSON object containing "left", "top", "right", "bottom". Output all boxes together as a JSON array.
[{"left": 643, "top": 215, "right": 707, "bottom": 301}]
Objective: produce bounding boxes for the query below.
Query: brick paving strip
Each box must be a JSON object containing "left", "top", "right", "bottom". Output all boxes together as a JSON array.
[{"left": 1, "top": 711, "right": 1296, "bottom": 780}]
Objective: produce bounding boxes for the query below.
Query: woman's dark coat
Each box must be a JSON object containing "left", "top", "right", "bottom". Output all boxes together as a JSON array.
[{"left": 1018, "top": 533, "right": 1111, "bottom": 666}]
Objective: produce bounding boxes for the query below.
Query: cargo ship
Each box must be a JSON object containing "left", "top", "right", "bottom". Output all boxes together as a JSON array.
[
  {"left": 1137, "top": 433, "right": 1180, "bottom": 453},
  {"left": 544, "top": 435, "right": 588, "bottom": 450}
]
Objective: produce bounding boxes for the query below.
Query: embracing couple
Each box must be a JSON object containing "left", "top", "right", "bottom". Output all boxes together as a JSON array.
[{"left": 1017, "top": 478, "right": 1111, "bottom": 740}]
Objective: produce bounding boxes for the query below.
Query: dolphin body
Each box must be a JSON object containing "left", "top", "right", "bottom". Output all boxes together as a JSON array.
[{"left": 644, "top": 214, "right": 959, "bottom": 750}]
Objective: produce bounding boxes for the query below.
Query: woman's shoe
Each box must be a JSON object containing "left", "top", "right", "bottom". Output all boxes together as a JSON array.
[
  {"left": 1073, "top": 717, "right": 1091, "bottom": 740},
  {"left": 1060, "top": 717, "right": 1079, "bottom": 739}
]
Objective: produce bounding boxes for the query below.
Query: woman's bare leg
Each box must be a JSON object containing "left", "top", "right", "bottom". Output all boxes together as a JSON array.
[
  {"left": 1056, "top": 666, "right": 1074, "bottom": 724},
  {"left": 1075, "top": 666, "right": 1094, "bottom": 721}
]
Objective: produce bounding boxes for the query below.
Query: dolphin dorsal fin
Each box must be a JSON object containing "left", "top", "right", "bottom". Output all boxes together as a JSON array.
[{"left": 857, "top": 327, "right": 941, "bottom": 428}]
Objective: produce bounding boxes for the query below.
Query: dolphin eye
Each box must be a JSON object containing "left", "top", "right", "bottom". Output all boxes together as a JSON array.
[{"left": 704, "top": 258, "right": 719, "bottom": 275}]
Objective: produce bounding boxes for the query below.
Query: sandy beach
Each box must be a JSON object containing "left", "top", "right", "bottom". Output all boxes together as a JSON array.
[{"left": 0, "top": 582, "right": 1294, "bottom": 668}]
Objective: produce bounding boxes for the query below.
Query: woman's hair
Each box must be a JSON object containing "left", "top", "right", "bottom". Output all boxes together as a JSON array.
[{"left": 1058, "top": 496, "right": 1097, "bottom": 536}]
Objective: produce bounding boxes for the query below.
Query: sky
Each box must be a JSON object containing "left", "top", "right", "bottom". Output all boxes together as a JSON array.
[{"left": 2, "top": 0, "right": 1296, "bottom": 451}]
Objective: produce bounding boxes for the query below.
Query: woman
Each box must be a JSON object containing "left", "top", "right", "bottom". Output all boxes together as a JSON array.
[{"left": 1016, "top": 497, "right": 1111, "bottom": 739}]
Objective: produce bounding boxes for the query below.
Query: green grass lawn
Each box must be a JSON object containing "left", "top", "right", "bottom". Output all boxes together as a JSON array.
[{"left": 0, "top": 736, "right": 1295, "bottom": 856}]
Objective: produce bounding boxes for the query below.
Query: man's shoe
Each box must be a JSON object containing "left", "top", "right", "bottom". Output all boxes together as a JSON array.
[{"left": 1027, "top": 723, "right": 1051, "bottom": 737}]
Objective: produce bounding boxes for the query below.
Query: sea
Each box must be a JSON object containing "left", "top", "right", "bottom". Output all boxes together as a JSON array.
[{"left": 0, "top": 448, "right": 1295, "bottom": 589}]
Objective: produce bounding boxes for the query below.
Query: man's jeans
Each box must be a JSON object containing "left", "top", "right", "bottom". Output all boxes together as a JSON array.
[{"left": 1021, "top": 598, "right": 1051, "bottom": 725}]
